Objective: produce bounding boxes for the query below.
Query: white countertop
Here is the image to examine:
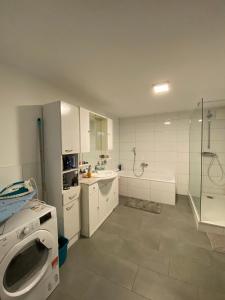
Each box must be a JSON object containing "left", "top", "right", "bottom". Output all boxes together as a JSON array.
[{"left": 80, "top": 172, "right": 118, "bottom": 185}]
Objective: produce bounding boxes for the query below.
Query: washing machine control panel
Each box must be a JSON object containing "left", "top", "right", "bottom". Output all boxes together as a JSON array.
[{"left": 17, "top": 219, "right": 40, "bottom": 239}]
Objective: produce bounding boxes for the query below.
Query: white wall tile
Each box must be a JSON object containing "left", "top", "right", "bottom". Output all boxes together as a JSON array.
[{"left": 119, "top": 111, "right": 191, "bottom": 195}]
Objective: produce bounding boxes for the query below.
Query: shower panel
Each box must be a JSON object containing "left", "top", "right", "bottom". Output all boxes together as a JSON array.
[{"left": 189, "top": 99, "right": 225, "bottom": 228}]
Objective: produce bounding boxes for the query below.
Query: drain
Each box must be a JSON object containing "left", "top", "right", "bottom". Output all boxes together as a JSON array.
[{"left": 207, "top": 195, "right": 214, "bottom": 199}]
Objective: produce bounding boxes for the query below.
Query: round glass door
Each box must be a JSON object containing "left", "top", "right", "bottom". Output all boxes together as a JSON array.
[{"left": 3, "top": 239, "right": 49, "bottom": 293}]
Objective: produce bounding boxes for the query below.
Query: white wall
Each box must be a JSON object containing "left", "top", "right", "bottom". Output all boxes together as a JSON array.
[
  {"left": 119, "top": 111, "right": 191, "bottom": 195},
  {"left": 0, "top": 64, "right": 119, "bottom": 194},
  {"left": 0, "top": 64, "right": 68, "bottom": 191}
]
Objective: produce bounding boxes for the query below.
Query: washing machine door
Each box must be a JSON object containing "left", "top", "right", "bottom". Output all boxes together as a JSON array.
[{"left": 1, "top": 229, "right": 54, "bottom": 299}]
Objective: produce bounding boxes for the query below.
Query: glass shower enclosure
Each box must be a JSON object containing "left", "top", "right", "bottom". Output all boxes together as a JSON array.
[{"left": 189, "top": 99, "right": 225, "bottom": 227}]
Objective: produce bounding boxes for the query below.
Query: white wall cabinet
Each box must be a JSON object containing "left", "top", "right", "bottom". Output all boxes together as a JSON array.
[
  {"left": 61, "top": 103, "right": 80, "bottom": 154},
  {"left": 107, "top": 118, "right": 113, "bottom": 150},
  {"left": 80, "top": 107, "right": 113, "bottom": 153},
  {"left": 81, "top": 177, "right": 119, "bottom": 237}
]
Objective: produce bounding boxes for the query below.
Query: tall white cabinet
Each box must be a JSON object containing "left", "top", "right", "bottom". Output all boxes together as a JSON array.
[{"left": 43, "top": 101, "right": 81, "bottom": 247}]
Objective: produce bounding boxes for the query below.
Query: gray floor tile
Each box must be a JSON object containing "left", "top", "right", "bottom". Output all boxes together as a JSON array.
[
  {"left": 175, "top": 195, "right": 192, "bottom": 213},
  {"left": 198, "top": 288, "right": 225, "bottom": 300},
  {"left": 211, "top": 251, "right": 225, "bottom": 272},
  {"left": 138, "top": 228, "right": 161, "bottom": 251},
  {"left": 140, "top": 214, "right": 181, "bottom": 241},
  {"left": 133, "top": 267, "right": 198, "bottom": 300},
  {"left": 48, "top": 287, "right": 78, "bottom": 300},
  {"left": 81, "top": 275, "right": 147, "bottom": 300},
  {"left": 90, "top": 229, "right": 124, "bottom": 255},
  {"left": 56, "top": 260, "right": 99, "bottom": 299},
  {"left": 100, "top": 220, "right": 123, "bottom": 235},
  {"left": 50, "top": 196, "right": 225, "bottom": 300},
  {"left": 114, "top": 236, "right": 170, "bottom": 275},
  {"left": 73, "top": 238, "right": 138, "bottom": 290},
  {"left": 169, "top": 256, "right": 216, "bottom": 290},
  {"left": 107, "top": 207, "right": 142, "bottom": 231},
  {"left": 176, "top": 227, "right": 212, "bottom": 250},
  {"left": 160, "top": 237, "right": 212, "bottom": 266}
]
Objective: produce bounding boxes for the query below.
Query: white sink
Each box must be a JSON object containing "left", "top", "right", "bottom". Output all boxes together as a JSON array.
[{"left": 92, "top": 170, "right": 117, "bottom": 179}]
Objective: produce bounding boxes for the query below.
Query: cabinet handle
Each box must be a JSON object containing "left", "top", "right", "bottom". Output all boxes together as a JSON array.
[
  {"left": 66, "top": 203, "right": 75, "bottom": 211},
  {"left": 69, "top": 195, "right": 77, "bottom": 200},
  {"left": 65, "top": 149, "right": 73, "bottom": 153}
]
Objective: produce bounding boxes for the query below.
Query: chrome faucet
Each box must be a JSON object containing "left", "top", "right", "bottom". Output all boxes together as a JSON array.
[{"left": 95, "top": 161, "right": 106, "bottom": 171}]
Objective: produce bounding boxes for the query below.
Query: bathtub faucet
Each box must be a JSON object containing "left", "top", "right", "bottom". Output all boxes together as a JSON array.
[{"left": 141, "top": 162, "right": 148, "bottom": 168}]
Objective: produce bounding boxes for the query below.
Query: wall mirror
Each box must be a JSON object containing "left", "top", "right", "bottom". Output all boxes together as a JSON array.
[{"left": 82, "top": 112, "right": 108, "bottom": 167}]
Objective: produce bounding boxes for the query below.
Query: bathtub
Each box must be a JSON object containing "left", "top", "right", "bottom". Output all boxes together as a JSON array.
[{"left": 119, "top": 171, "right": 176, "bottom": 205}]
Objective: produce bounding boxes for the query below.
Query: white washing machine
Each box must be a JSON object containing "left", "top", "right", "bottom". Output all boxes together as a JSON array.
[{"left": 0, "top": 201, "right": 59, "bottom": 300}]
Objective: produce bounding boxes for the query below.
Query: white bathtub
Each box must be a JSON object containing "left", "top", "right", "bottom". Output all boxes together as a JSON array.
[{"left": 119, "top": 171, "right": 176, "bottom": 205}]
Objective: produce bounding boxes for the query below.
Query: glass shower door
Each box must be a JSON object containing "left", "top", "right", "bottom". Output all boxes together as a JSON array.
[
  {"left": 189, "top": 100, "right": 203, "bottom": 219},
  {"left": 201, "top": 99, "right": 225, "bottom": 226}
]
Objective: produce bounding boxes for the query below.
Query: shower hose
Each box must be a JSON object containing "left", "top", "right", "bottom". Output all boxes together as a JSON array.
[
  {"left": 132, "top": 151, "right": 145, "bottom": 177},
  {"left": 207, "top": 155, "right": 225, "bottom": 186}
]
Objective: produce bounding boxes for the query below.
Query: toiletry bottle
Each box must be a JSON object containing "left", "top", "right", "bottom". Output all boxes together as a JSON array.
[{"left": 87, "top": 165, "right": 92, "bottom": 178}]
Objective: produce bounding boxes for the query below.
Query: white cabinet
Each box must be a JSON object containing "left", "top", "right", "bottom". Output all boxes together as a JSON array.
[
  {"left": 62, "top": 186, "right": 81, "bottom": 246},
  {"left": 43, "top": 101, "right": 81, "bottom": 248},
  {"left": 63, "top": 197, "right": 80, "bottom": 240},
  {"left": 80, "top": 107, "right": 90, "bottom": 153},
  {"left": 60, "top": 102, "right": 80, "bottom": 154},
  {"left": 88, "top": 184, "right": 99, "bottom": 236},
  {"left": 107, "top": 118, "right": 113, "bottom": 150},
  {"left": 113, "top": 177, "right": 119, "bottom": 208},
  {"left": 99, "top": 180, "right": 114, "bottom": 220},
  {"left": 63, "top": 186, "right": 81, "bottom": 205},
  {"left": 80, "top": 107, "right": 113, "bottom": 152},
  {"left": 81, "top": 177, "right": 118, "bottom": 237}
]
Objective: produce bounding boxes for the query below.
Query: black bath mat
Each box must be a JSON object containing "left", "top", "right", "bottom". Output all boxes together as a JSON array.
[{"left": 124, "top": 198, "right": 161, "bottom": 214}]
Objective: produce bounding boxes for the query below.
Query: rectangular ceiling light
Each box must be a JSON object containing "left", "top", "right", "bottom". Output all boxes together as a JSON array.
[
  {"left": 164, "top": 121, "right": 171, "bottom": 125},
  {"left": 153, "top": 82, "right": 170, "bottom": 94}
]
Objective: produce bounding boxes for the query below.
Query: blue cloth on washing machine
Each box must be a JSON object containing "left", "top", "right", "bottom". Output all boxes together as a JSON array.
[{"left": 0, "top": 191, "right": 37, "bottom": 223}]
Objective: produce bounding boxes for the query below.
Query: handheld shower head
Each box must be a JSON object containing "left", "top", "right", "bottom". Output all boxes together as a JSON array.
[
  {"left": 132, "top": 147, "right": 136, "bottom": 155},
  {"left": 207, "top": 110, "right": 213, "bottom": 120}
]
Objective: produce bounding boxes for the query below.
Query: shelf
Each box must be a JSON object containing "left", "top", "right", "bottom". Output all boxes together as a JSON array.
[{"left": 62, "top": 168, "right": 79, "bottom": 174}]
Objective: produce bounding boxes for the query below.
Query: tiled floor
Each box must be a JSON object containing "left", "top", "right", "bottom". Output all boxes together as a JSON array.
[{"left": 50, "top": 195, "right": 225, "bottom": 300}]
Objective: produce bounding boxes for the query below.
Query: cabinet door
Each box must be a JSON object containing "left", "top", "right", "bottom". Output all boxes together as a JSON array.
[
  {"left": 63, "top": 198, "right": 80, "bottom": 240},
  {"left": 99, "top": 180, "right": 114, "bottom": 221},
  {"left": 80, "top": 107, "right": 90, "bottom": 153},
  {"left": 89, "top": 184, "right": 99, "bottom": 235},
  {"left": 61, "top": 102, "right": 80, "bottom": 154},
  {"left": 113, "top": 177, "right": 119, "bottom": 209},
  {"left": 107, "top": 118, "right": 113, "bottom": 150},
  {"left": 63, "top": 186, "right": 80, "bottom": 206},
  {"left": 72, "top": 106, "right": 80, "bottom": 153}
]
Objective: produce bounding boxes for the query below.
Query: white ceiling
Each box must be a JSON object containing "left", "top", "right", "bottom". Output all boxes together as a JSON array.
[{"left": 1, "top": 0, "right": 225, "bottom": 117}]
